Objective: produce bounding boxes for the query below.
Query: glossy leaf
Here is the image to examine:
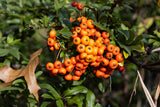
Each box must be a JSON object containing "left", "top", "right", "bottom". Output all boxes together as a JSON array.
[
  {"left": 86, "top": 90, "right": 95, "bottom": 107},
  {"left": 59, "top": 27, "right": 72, "bottom": 39},
  {"left": 39, "top": 83, "right": 61, "bottom": 99},
  {"left": 0, "top": 49, "right": 9, "bottom": 57},
  {"left": 63, "top": 86, "right": 88, "bottom": 96},
  {"left": 41, "top": 93, "right": 54, "bottom": 99}
]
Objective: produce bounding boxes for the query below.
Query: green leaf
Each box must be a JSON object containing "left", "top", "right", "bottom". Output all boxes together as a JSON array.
[
  {"left": 39, "top": 84, "right": 61, "bottom": 99},
  {"left": 7, "top": 34, "right": 14, "bottom": 44},
  {"left": 54, "top": 0, "right": 63, "bottom": 12},
  {"left": 56, "top": 99, "right": 64, "bottom": 107},
  {"left": 153, "top": 30, "right": 160, "bottom": 38},
  {"left": 40, "top": 102, "right": 51, "bottom": 107},
  {"left": 116, "top": 41, "right": 131, "bottom": 56},
  {"left": 59, "top": 27, "right": 72, "bottom": 39},
  {"left": 35, "top": 71, "right": 43, "bottom": 78},
  {"left": 137, "top": 18, "right": 154, "bottom": 35},
  {"left": 0, "top": 86, "right": 23, "bottom": 92},
  {"left": 58, "top": 7, "right": 71, "bottom": 28},
  {"left": 41, "top": 93, "right": 54, "bottom": 99},
  {"left": 0, "top": 49, "right": 9, "bottom": 57},
  {"left": 92, "top": 22, "right": 111, "bottom": 34},
  {"left": 98, "top": 82, "right": 105, "bottom": 93},
  {"left": 67, "top": 95, "right": 84, "bottom": 107},
  {"left": 86, "top": 90, "right": 95, "bottom": 107},
  {"left": 149, "top": 39, "right": 156, "bottom": 44},
  {"left": 13, "top": 78, "right": 25, "bottom": 85},
  {"left": 10, "top": 39, "right": 21, "bottom": 45},
  {"left": 63, "top": 86, "right": 88, "bottom": 96},
  {"left": 6, "top": 19, "right": 21, "bottom": 24},
  {"left": 95, "top": 103, "right": 102, "bottom": 107},
  {"left": 72, "top": 77, "right": 86, "bottom": 86},
  {"left": 9, "top": 48, "right": 20, "bottom": 60},
  {"left": 0, "top": 31, "right": 2, "bottom": 39}
]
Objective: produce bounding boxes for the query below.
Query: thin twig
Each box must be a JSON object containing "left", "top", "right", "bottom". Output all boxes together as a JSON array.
[{"left": 128, "top": 75, "right": 138, "bottom": 107}]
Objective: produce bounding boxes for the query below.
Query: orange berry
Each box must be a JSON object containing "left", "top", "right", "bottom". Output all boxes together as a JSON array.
[
  {"left": 80, "top": 29, "right": 88, "bottom": 36},
  {"left": 115, "top": 53, "right": 124, "bottom": 62},
  {"left": 51, "top": 68, "right": 59, "bottom": 74},
  {"left": 64, "top": 58, "right": 72, "bottom": 67},
  {"left": 87, "top": 19, "right": 94, "bottom": 29},
  {"left": 71, "top": 57, "right": 76, "bottom": 65},
  {"left": 46, "top": 62, "right": 54, "bottom": 70},
  {"left": 85, "top": 54, "right": 94, "bottom": 63},
  {"left": 47, "top": 38, "right": 55, "bottom": 46},
  {"left": 106, "top": 44, "right": 115, "bottom": 52},
  {"left": 113, "top": 46, "right": 120, "bottom": 56},
  {"left": 74, "top": 70, "right": 82, "bottom": 76},
  {"left": 96, "top": 70, "right": 104, "bottom": 78},
  {"left": 65, "top": 74, "right": 72, "bottom": 80},
  {"left": 75, "top": 62, "right": 84, "bottom": 70},
  {"left": 66, "top": 64, "right": 74, "bottom": 72},
  {"left": 59, "top": 67, "right": 66, "bottom": 75},
  {"left": 102, "top": 31, "right": 109, "bottom": 38},
  {"left": 106, "top": 52, "right": 113, "bottom": 59},
  {"left": 101, "top": 58, "right": 109, "bottom": 66},
  {"left": 71, "top": 31, "right": 78, "bottom": 38},
  {"left": 77, "top": 44, "right": 86, "bottom": 53},
  {"left": 49, "top": 29, "right": 56, "bottom": 38},
  {"left": 109, "top": 59, "right": 118, "bottom": 69},
  {"left": 103, "top": 38, "right": 110, "bottom": 45},
  {"left": 81, "top": 36, "right": 89, "bottom": 45},
  {"left": 72, "top": 75, "right": 80, "bottom": 81},
  {"left": 54, "top": 61, "right": 62, "bottom": 69},
  {"left": 80, "top": 52, "right": 87, "bottom": 59},
  {"left": 75, "top": 26, "right": 81, "bottom": 33},
  {"left": 73, "top": 37, "right": 81, "bottom": 45},
  {"left": 77, "top": 3, "right": 84, "bottom": 10},
  {"left": 49, "top": 46, "right": 54, "bottom": 51},
  {"left": 80, "top": 23, "right": 87, "bottom": 29},
  {"left": 85, "top": 46, "right": 93, "bottom": 54},
  {"left": 54, "top": 42, "right": 60, "bottom": 50}
]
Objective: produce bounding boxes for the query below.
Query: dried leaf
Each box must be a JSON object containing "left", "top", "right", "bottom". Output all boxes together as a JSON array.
[
  {"left": 0, "top": 48, "right": 43, "bottom": 102},
  {"left": 154, "top": 75, "right": 160, "bottom": 106},
  {"left": 137, "top": 70, "right": 156, "bottom": 107}
]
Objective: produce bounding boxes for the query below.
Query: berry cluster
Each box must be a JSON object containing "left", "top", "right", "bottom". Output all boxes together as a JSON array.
[
  {"left": 46, "top": 15, "right": 124, "bottom": 81},
  {"left": 71, "top": 1, "right": 84, "bottom": 11},
  {"left": 47, "top": 29, "right": 60, "bottom": 51}
]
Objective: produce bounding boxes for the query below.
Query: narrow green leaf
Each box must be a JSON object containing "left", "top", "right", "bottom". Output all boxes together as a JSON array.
[
  {"left": 0, "top": 86, "right": 23, "bottom": 92},
  {"left": 86, "top": 90, "right": 95, "bottom": 107},
  {"left": 10, "top": 39, "right": 21, "bottom": 45},
  {"left": 6, "top": 19, "right": 21, "bottom": 24},
  {"left": 9, "top": 48, "right": 20, "bottom": 60},
  {"left": 7, "top": 34, "right": 14, "bottom": 44},
  {"left": 40, "top": 102, "right": 51, "bottom": 107},
  {"left": 63, "top": 86, "right": 88, "bottom": 96},
  {"left": 72, "top": 77, "right": 86, "bottom": 86},
  {"left": 41, "top": 93, "right": 54, "bottom": 99},
  {"left": 13, "top": 79, "right": 25, "bottom": 85},
  {"left": 0, "top": 49, "right": 9, "bottom": 57},
  {"left": 39, "top": 84, "right": 61, "bottom": 99},
  {"left": 98, "top": 82, "right": 105, "bottom": 93},
  {"left": 56, "top": 99, "right": 64, "bottom": 107},
  {"left": 35, "top": 71, "right": 43, "bottom": 78},
  {"left": 95, "top": 103, "right": 102, "bottom": 107}
]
